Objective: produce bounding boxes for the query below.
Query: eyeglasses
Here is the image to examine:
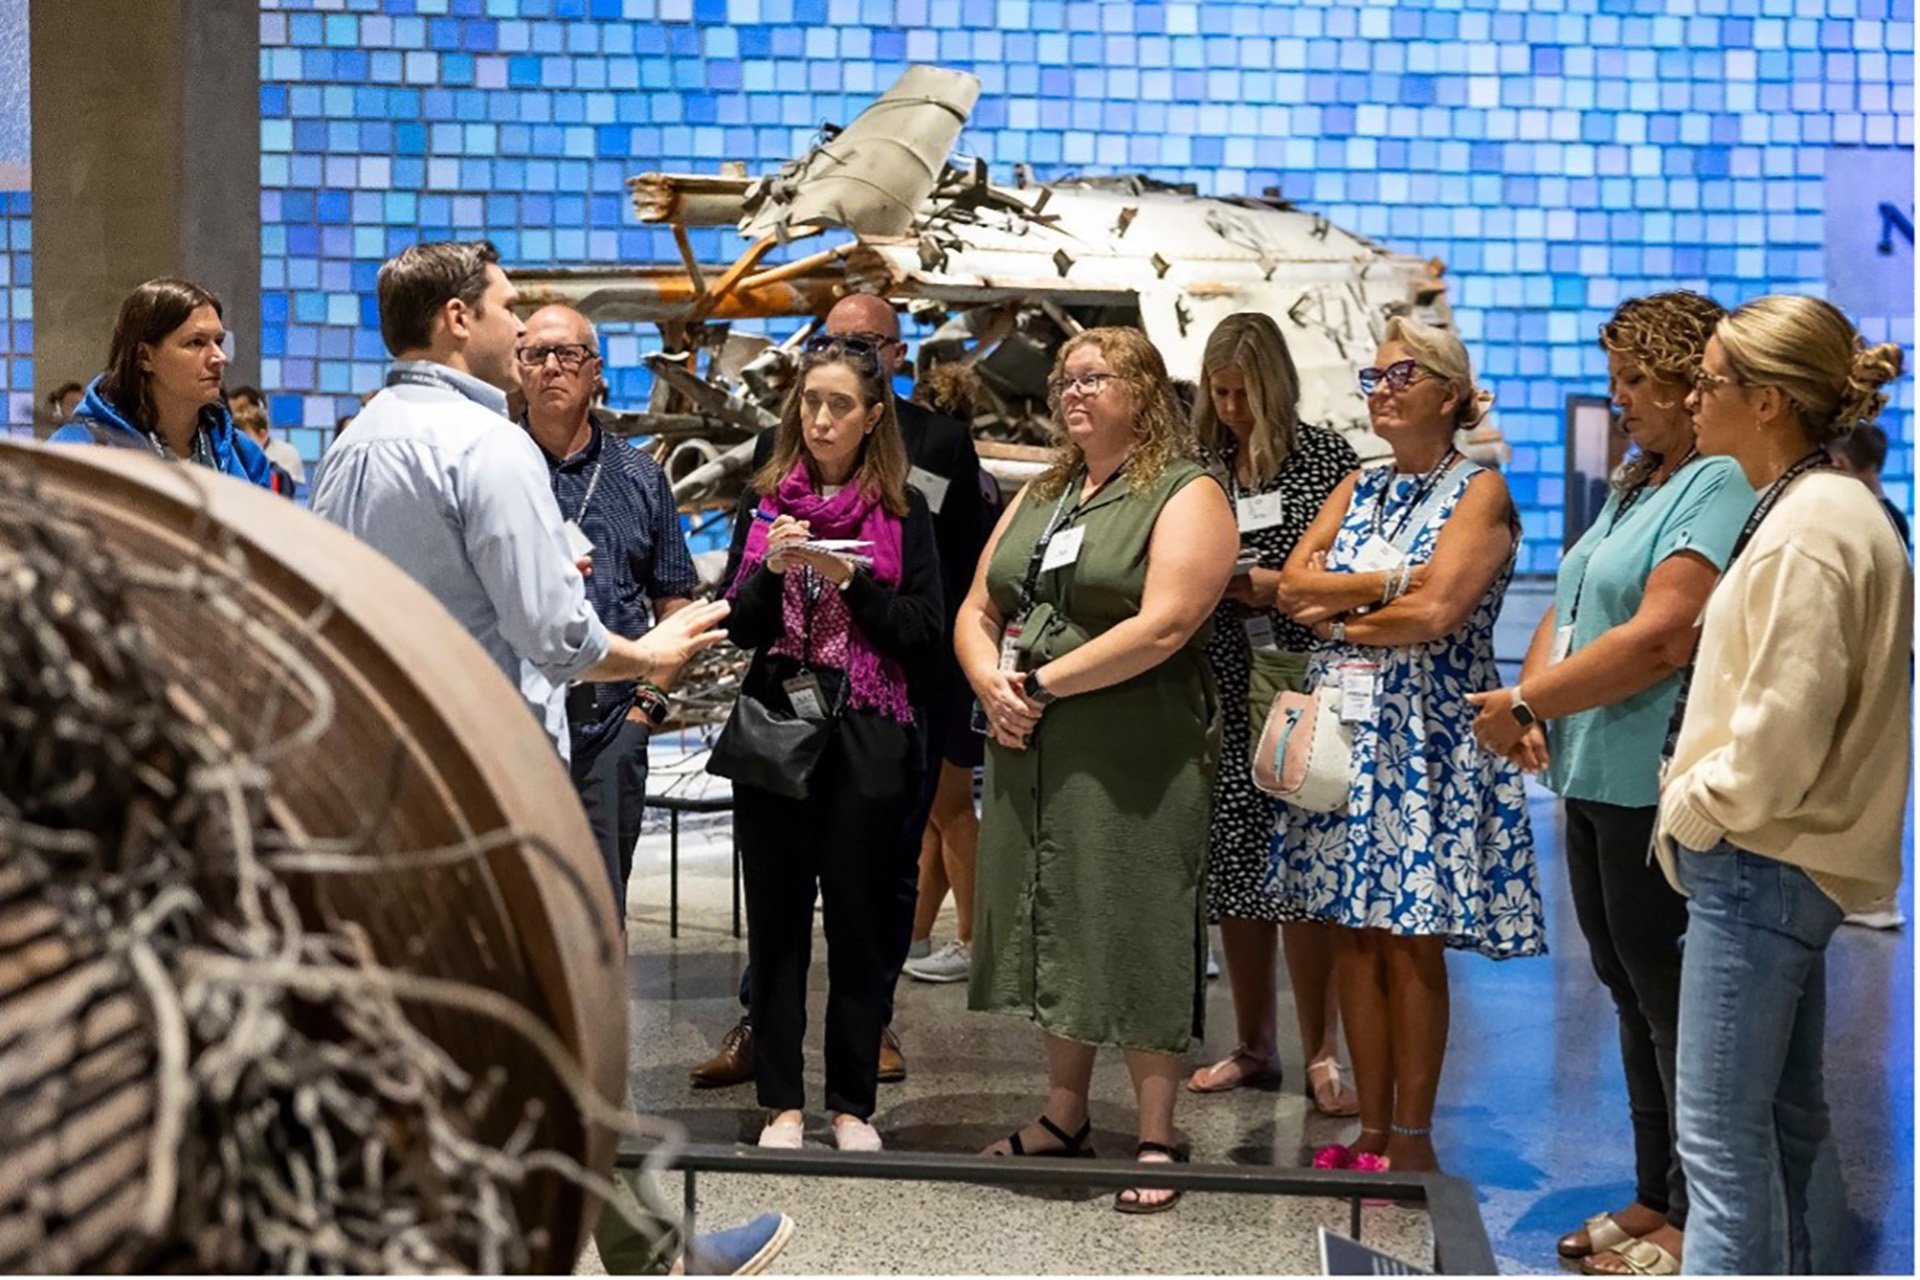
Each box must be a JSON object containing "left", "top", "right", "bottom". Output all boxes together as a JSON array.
[
  {"left": 1357, "top": 359, "right": 1435, "bottom": 396},
  {"left": 1690, "top": 368, "right": 1738, "bottom": 395},
  {"left": 515, "top": 343, "right": 599, "bottom": 370},
  {"left": 1048, "top": 371, "right": 1116, "bottom": 399}
]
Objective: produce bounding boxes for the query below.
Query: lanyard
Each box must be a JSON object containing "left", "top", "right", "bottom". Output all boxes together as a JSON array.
[
  {"left": 1015, "top": 460, "right": 1127, "bottom": 616},
  {"left": 386, "top": 366, "right": 473, "bottom": 396},
  {"left": 1660, "top": 448, "right": 1831, "bottom": 764},
  {"left": 1371, "top": 448, "right": 1460, "bottom": 543},
  {"left": 570, "top": 458, "right": 606, "bottom": 524},
  {"left": 1564, "top": 448, "right": 1699, "bottom": 633},
  {"left": 144, "top": 426, "right": 214, "bottom": 468}
]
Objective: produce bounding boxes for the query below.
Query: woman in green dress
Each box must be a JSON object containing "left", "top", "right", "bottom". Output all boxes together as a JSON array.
[{"left": 955, "top": 326, "right": 1239, "bottom": 1213}]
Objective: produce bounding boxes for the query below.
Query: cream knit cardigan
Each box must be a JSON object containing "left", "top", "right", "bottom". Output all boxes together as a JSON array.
[{"left": 1657, "top": 472, "right": 1913, "bottom": 911}]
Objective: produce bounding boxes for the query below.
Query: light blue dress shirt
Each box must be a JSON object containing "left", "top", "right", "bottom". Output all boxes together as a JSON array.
[{"left": 311, "top": 360, "right": 611, "bottom": 759}]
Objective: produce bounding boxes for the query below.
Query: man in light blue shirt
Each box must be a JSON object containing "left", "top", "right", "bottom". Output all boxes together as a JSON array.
[
  {"left": 311, "top": 240, "right": 791, "bottom": 1276},
  {"left": 311, "top": 241, "right": 729, "bottom": 763}
]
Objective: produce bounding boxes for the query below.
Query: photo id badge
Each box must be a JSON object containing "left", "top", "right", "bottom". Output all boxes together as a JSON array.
[
  {"left": 1337, "top": 661, "right": 1381, "bottom": 723},
  {"left": 1349, "top": 534, "right": 1406, "bottom": 573},
  {"left": 1235, "top": 491, "right": 1285, "bottom": 532},
  {"left": 998, "top": 620, "right": 1025, "bottom": 674},
  {"left": 1551, "top": 624, "right": 1575, "bottom": 664},
  {"left": 1040, "top": 524, "right": 1086, "bottom": 572},
  {"left": 908, "top": 465, "right": 951, "bottom": 515},
  {"left": 1243, "top": 613, "right": 1278, "bottom": 651},
  {"left": 562, "top": 519, "right": 595, "bottom": 560},
  {"left": 783, "top": 673, "right": 826, "bottom": 720}
]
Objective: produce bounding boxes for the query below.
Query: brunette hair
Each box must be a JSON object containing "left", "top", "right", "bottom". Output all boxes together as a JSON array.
[
  {"left": 1191, "top": 311, "right": 1302, "bottom": 486},
  {"left": 376, "top": 240, "right": 500, "bottom": 357},
  {"left": 100, "top": 278, "right": 224, "bottom": 434},
  {"left": 1600, "top": 291, "right": 1726, "bottom": 492},
  {"left": 1034, "top": 326, "right": 1192, "bottom": 498},
  {"left": 751, "top": 340, "right": 910, "bottom": 516}
]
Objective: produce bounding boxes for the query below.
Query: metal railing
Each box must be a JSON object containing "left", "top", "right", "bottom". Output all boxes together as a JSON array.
[{"left": 617, "top": 1140, "right": 1496, "bottom": 1274}]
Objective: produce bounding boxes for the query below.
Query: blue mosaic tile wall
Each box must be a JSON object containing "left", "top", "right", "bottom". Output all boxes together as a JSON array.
[
  {"left": 257, "top": 0, "right": 1915, "bottom": 571},
  {"left": 0, "top": 191, "right": 31, "bottom": 436}
]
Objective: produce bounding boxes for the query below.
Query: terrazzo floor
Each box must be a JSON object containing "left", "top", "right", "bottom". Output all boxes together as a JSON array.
[{"left": 576, "top": 584, "right": 1914, "bottom": 1275}]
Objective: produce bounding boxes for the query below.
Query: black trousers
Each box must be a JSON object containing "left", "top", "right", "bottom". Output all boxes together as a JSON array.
[
  {"left": 734, "top": 732, "right": 917, "bottom": 1117},
  {"left": 1563, "top": 796, "right": 1690, "bottom": 1227},
  {"left": 570, "top": 716, "right": 649, "bottom": 922},
  {"left": 735, "top": 715, "right": 940, "bottom": 1028}
]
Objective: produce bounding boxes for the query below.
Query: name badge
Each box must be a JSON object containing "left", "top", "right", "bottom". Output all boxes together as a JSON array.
[
  {"left": 1551, "top": 624, "right": 1575, "bottom": 664},
  {"left": 783, "top": 673, "right": 826, "bottom": 720},
  {"left": 1337, "top": 661, "right": 1381, "bottom": 723},
  {"left": 908, "top": 465, "right": 951, "bottom": 514},
  {"left": 998, "top": 620, "right": 1025, "bottom": 673},
  {"left": 1040, "top": 525, "right": 1086, "bottom": 572},
  {"left": 1243, "top": 613, "right": 1278, "bottom": 650},
  {"left": 1349, "top": 535, "right": 1406, "bottom": 573},
  {"left": 1235, "top": 492, "right": 1285, "bottom": 531},
  {"left": 562, "top": 519, "right": 595, "bottom": 560}
]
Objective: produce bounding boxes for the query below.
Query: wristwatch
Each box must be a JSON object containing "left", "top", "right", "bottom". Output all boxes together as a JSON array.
[
  {"left": 1022, "top": 670, "right": 1059, "bottom": 706},
  {"left": 1510, "top": 687, "right": 1539, "bottom": 728}
]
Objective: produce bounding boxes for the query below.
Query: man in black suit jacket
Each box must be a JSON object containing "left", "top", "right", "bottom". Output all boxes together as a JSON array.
[{"left": 692, "top": 293, "right": 997, "bottom": 1089}]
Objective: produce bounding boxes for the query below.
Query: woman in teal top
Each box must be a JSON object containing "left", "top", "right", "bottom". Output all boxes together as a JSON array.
[{"left": 1470, "top": 292, "right": 1756, "bottom": 1279}]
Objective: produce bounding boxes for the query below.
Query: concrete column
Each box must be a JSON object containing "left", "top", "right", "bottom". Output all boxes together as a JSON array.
[{"left": 30, "top": 0, "right": 259, "bottom": 407}]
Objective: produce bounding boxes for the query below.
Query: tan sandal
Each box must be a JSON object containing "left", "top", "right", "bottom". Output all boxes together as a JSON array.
[
  {"left": 1305, "top": 1056, "right": 1360, "bottom": 1117},
  {"left": 1557, "top": 1212, "right": 1638, "bottom": 1259},
  {"left": 1185, "top": 1046, "right": 1283, "bottom": 1093},
  {"left": 1580, "top": 1239, "right": 1680, "bottom": 1276}
]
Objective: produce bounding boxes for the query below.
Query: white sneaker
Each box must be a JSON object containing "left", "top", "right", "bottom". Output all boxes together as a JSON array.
[
  {"left": 904, "top": 940, "right": 972, "bottom": 983},
  {"left": 1844, "top": 907, "right": 1906, "bottom": 930},
  {"left": 757, "top": 1115, "right": 805, "bottom": 1149},
  {"left": 832, "top": 1116, "right": 883, "bottom": 1152},
  {"left": 1206, "top": 943, "right": 1220, "bottom": 979}
]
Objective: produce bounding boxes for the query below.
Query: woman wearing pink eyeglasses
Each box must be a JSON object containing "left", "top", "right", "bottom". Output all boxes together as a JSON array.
[{"left": 1272, "top": 316, "right": 1545, "bottom": 1178}]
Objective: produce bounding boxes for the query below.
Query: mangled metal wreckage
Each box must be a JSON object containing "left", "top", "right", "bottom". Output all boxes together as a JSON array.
[{"left": 514, "top": 65, "right": 1504, "bottom": 516}]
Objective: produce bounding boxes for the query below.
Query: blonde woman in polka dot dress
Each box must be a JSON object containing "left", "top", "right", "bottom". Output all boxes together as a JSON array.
[{"left": 1184, "top": 313, "right": 1362, "bottom": 1115}]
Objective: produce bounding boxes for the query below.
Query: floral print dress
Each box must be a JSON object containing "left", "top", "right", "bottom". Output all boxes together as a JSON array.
[{"left": 1266, "top": 462, "right": 1546, "bottom": 959}]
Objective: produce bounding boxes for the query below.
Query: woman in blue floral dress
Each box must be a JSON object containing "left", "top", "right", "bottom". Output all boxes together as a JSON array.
[{"left": 1271, "top": 316, "right": 1545, "bottom": 1177}]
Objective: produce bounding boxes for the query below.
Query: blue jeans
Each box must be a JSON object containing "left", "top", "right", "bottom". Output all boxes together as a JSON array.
[{"left": 1674, "top": 841, "right": 1849, "bottom": 1275}]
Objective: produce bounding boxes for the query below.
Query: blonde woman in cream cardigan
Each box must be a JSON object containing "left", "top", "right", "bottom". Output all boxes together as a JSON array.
[{"left": 1657, "top": 294, "right": 1909, "bottom": 1276}]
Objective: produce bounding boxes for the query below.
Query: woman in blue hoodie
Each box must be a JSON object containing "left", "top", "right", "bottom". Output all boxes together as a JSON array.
[{"left": 50, "top": 277, "right": 276, "bottom": 488}]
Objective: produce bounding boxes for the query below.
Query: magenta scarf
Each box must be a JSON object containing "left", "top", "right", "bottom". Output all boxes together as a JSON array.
[{"left": 727, "top": 461, "right": 912, "bottom": 723}]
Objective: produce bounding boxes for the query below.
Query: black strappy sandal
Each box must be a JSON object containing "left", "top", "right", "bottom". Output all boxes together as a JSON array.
[
  {"left": 1114, "top": 1140, "right": 1187, "bottom": 1214},
  {"left": 991, "top": 1114, "right": 1095, "bottom": 1158}
]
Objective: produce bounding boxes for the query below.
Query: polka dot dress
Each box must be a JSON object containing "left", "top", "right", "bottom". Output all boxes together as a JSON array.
[{"left": 1203, "top": 425, "right": 1361, "bottom": 925}]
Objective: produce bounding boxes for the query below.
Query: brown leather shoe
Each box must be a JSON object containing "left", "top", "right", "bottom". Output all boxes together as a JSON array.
[
  {"left": 878, "top": 1025, "right": 906, "bottom": 1083},
  {"left": 690, "top": 1020, "right": 754, "bottom": 1089}
]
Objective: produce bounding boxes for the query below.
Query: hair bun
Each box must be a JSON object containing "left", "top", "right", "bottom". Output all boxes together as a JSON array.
[
  {"left": 1836, "top": 341, "right": 1905, "bottom": 432},
  {"left": 1853, "top": 341, "right": 1905, "bottom": 388}
]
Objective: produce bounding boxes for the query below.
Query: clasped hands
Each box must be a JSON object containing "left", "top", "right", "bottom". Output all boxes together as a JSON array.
[
  {"left": 1465, "top": 687, "right": 1551, "bottom": 773},
  {"left": 764, "top": 515, "right": 855, "bottom": 586},
  {"left": 974, "top": 668, "right": 1045, "bottom": 751}
]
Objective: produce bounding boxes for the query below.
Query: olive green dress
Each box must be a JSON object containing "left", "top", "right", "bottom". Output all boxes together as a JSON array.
[{"left": 967, "top": 459, "right": 1221, "bottom": 1054}]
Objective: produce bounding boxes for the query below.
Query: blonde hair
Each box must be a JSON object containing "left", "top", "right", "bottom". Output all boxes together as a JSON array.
[
  {"left": 1033, "top": 326, "right": 1192, "bottom": 498},
  {"left": 751, "top": 345, "right": 910, "bottom": 516},
  {"left": 1192, "top": 312, "right": 1301, "bottom": 487},
  {"left": 1716, "top": 295, "right": 1906, "bottom": 445},
  {"left": 1383, "top": 315, "right": 1486, "bottom": 432},
  {"left": 1600, "top": 290, "right": 1726, "bottom": 492}
]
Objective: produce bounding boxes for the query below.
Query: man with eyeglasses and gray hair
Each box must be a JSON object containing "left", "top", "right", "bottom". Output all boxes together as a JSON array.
[{"left": 516, "top": 303, "right": 700, "bottom": 925}]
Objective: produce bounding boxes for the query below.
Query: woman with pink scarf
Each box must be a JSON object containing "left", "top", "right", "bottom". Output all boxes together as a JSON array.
[{"left": 718, "top": 336, "right": 944, "bottom": 1153}]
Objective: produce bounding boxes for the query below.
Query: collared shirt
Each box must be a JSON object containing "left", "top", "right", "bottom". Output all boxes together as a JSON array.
[
  {"left": 310, "top": 359, "right": 611, "bottom": 760},
  {"left": 534, "top": 416, "right": 699, "bottom": 756}
]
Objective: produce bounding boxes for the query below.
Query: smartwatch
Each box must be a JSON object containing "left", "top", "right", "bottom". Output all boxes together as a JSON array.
[
  {"left": 1022, "top": 670, "right": 1059, "bottom": 707},
  {"left": 1509, "top": 687, "right": 1539, "bottom": 728}
]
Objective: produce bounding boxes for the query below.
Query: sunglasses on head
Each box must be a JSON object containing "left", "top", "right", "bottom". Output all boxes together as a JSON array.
[{"left": 802, "top": 331, "right": 895, "bottom": 361}]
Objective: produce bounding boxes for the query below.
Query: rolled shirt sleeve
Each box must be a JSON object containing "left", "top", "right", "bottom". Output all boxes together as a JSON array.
[{"left": 457, "top": 426, "right": 611, "bottom": 684}]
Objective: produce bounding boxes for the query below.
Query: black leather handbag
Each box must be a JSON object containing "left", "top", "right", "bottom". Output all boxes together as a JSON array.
[{"left": 706, "top": 687, "right": 839, "bottom": 800}]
